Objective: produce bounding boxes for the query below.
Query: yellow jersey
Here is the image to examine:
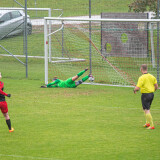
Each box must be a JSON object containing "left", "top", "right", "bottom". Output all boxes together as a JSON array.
[{"left": 136, "top": 73, "right": 157, "bottom": 93}]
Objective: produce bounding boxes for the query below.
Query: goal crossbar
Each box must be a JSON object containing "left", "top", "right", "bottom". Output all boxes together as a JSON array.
[{"left": 44, "top": 17, "right": 160, "bottom": 23}]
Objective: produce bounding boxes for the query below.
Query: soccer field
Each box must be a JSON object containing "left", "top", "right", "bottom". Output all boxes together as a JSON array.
[
  {"left": 0, "top": 0, "right": 160, "bottom": 159},
  {"left": 0, "top": 78, "right": 160, "bottom": 160}
]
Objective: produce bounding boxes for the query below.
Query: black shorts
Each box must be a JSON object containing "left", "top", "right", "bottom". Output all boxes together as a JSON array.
[{"left": 141, "top": 93, "right": 154, "bottom": 110}]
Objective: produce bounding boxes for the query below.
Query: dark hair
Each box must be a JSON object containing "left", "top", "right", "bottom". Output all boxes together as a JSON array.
[{"left": 141, "top": 64, "right": 147, "bottom": 71}]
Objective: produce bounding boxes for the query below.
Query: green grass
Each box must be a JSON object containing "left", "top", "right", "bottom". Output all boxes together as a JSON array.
[
  {"left": 0, "top": 1, "right": 160, "bottom": 160},
  {"left": 0, "top": 33, "right": 44, "bottom": 56},
  {"left": 35, "top": 0, "right": 138, "bottom": 16},
  {"left": 0, "top": 78, "right": 160, "bottom": 160},
  {"left": 1, "top": 0, "right": 133, "bottom": 17}
]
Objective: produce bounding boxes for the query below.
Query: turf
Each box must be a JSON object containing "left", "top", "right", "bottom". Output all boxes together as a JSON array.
[
  {"left": 1, "top": 0, "right": 133, "bottom": 17},
  {"left": 0, "top": 78, "right": 160, "bottom": 160},
  {"left": 0, "top": 1, "right": 160, "bottom": 159}
]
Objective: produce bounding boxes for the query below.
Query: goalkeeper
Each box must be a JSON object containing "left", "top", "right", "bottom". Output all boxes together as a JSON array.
[{"left": 42, "top": 68, "right": 92, "bottom": 88}]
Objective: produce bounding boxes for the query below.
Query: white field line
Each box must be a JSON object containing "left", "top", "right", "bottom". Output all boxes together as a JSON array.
[
  {"left": 83, "top": 82, "right": 134, "bottom": 88},
  {"left": 0, "top": 154, "right": 62, "bottom": 160},
  {"left": 84, "top": 83, "right": 160, "bottom": 89}
]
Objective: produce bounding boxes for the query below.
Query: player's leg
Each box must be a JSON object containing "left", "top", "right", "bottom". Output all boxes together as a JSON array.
[
  {"left": 142, "top": 94, "right": 151, "bottom": 127},
  {"left": 3, "top": 112, "right": 11, "bottom": 129},
  {"left": 72, "top": 68, "right": 88, "bottom": 81},
  {"left": 1, "top": 101, "right": 14, "bottom": 132},
  {"left": 146, "top": 93, "right": 154, "bottom": 129},
  {"left": 3, "top": 112, "right": 14, "bottom": 132},
  {"left": 75, "top": 74, "right": 92, "bottom": 86},
  {"left": 145, "top": 110, "right": 154, "bottom": 129},
  {"left": 143, "top": 110, "right": 150, "bottom": 127},
  {"left": 142, "top": 93, "right": 154, "bottom": 129}
]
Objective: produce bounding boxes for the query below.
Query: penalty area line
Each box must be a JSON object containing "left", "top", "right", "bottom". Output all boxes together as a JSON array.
[{"left": 0, "top": 154, "right": 62, "bottom": 160}]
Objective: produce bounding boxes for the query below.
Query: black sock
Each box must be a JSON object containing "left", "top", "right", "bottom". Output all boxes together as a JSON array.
[{"left": 6, "top": 119, "right": 11, "bottom": 130}]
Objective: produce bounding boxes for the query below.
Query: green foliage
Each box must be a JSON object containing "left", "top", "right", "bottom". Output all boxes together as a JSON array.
[{"left": 129, "top": 0, "right": 159, "bottom": 16}]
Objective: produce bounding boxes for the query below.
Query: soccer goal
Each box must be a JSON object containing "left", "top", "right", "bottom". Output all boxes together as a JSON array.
[{"left": 44, "top": 16, "right": 160, "bottom": 86}]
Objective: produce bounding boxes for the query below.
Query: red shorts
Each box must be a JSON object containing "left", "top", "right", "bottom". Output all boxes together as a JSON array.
[{"left": 0, "top": 101, "right": 8, "bottom": 113}]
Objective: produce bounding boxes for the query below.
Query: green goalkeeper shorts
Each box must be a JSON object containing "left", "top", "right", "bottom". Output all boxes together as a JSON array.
[{"left": 64, "top": 78, "right": 77, "bottom": 88}]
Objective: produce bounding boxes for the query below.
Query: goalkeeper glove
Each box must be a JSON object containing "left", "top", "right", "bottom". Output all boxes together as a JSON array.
[{"left": 85, "top": 68, "right": 88, "bottom": 71}]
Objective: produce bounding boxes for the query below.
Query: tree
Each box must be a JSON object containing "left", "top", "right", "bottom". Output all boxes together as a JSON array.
[{"left": 128, "top": 0, "right": 159, "bottom": 16}]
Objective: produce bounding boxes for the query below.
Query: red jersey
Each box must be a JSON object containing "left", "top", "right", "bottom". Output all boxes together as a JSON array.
[{"left": 0, "top": 81, "right": 8, "bottom": 102}]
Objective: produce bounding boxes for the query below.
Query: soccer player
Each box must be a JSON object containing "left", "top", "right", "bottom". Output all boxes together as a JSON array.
[
  {"left": 42, "top": 68, "right": 92, "bottom": 88},
  {"left": 0, "top": 72, "right": 14, "bottom": 132},
  {"left": 133, "top": 64, "right": 158, "bottom": 130}
]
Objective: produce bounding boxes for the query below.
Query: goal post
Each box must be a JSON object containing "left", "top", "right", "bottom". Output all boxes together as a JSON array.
[{"left": 44, "top": 16, "right": 160, "bottom": 86}]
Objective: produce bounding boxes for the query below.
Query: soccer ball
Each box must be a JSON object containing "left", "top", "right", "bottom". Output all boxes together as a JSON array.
[{"left": 89, "top": 76, "right": 94, "bottom": 82}]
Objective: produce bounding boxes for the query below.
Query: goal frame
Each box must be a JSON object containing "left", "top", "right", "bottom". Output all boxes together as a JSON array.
[{"left": 44, "top": 17, "right": 160, "bottom": 85}]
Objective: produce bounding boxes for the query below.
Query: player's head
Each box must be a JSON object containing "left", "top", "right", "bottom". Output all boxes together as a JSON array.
[
  {"left": 141, "top": 64, "right": 147, "bottom": 73},
  {"left": 52, "top": 76, "right": 58, "bottom": 82}
]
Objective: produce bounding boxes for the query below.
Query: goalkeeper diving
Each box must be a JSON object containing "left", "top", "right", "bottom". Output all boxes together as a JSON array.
[{"left": 41, "top": 68, "right": 93, "bottom": 88}]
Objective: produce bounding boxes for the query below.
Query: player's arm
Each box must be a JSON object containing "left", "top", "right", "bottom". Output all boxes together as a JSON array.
[
  {"left": 133, "top": 86, "right": 140, "bottom": 94},
  {"left": 0, "top": 89, "right": 8, "bottom": 96},
  {"left": 46, "top": 79, "right": 60, "bottom": 88},
  {"left": 0, "top": 88, "right": 11, "bottom": 97},
  {"left": 134, "top": 77, "right": 142, "bottom": 94},
  {"left": 154, "top": 83, "right": 158, "bottom": 91}
]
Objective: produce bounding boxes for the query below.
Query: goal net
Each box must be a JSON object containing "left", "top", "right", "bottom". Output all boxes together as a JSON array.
[{"left": 44, "top": 16, "right": 160, "bottom": 87}]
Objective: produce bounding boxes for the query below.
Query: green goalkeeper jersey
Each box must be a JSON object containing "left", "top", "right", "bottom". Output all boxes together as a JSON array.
[{"left": 47, "top": 78, "right": 77, "bottom": 88}]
